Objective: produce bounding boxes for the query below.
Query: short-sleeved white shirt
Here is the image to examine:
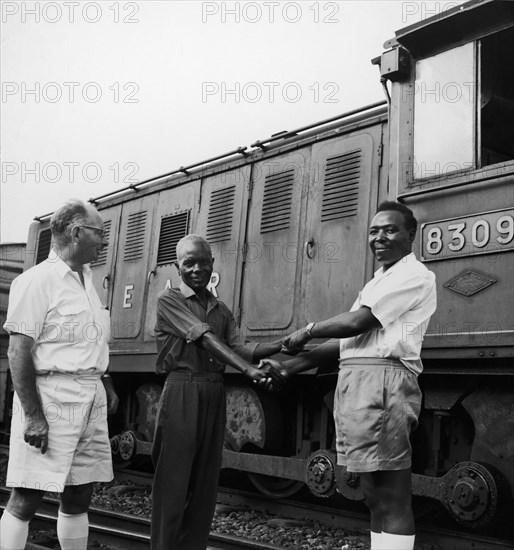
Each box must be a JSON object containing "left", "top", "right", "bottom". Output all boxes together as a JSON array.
[
  {"left": 3, "top": 249, "right": 110, "bottom": 374},
  {"left": 339, "top": 253, "right": 436, "bottom": 375}
]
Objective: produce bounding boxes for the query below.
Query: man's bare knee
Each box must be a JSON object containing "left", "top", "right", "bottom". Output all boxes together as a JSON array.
[
  {"left": 60, "top": 483, "right": 93, "bottom": 514},
  {"left": 6, "top": 487, "right": 45, "bottom": 521}
]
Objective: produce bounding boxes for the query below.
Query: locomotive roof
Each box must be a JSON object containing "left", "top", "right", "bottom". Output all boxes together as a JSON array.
[
  {"left": 384, "top": 0, "right": 514, "bottom": 58},
  {"left": 33, "top": 102, "right": 387, "bottom": 219}
]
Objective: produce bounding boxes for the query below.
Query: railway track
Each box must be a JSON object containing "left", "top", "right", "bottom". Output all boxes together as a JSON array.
[
  {"left": 0, "top": 486, "right": 285, "bottom": 550},
  {"left": 1, "top": 461, "right": 512, "bottom": 550},
  {"left": 216, "top": 487, "right": 514, "bottom": 550},
  {"left": 1, "top": 484, "right": 512, "bottom": 550}
]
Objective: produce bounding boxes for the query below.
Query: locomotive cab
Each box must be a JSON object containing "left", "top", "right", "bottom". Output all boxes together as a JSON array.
[{"left": 376, "top": 0, "right": 514, "bottom": 530}]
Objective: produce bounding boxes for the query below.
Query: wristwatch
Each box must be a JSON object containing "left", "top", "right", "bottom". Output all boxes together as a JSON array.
[{"left": 306, "top": 322, "right": 316, "bottom": 338}]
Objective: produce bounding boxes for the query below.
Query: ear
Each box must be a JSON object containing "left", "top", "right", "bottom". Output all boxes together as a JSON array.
[
  {"left": 211, "top": 257, "right": 215, "bottom": 267},
  {"left": 409, "top": 229, "right": 416, "bottom": 242},
  {"left": 174, "top": 262, "right": 180, "bottom": 275},
  {"left": 71, "top": 226, "right": 81, "bottom": 241}
]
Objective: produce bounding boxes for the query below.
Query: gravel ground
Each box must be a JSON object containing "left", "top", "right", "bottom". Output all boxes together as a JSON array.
[
  {"left": 92, "top": 480, "right": 369, "bottom": 549},
  {"left": 92, "top": 479, "right": 439, "bottom": 550},
  {"left": 1, "top": 459, "right": 440, "bottom": 550}
]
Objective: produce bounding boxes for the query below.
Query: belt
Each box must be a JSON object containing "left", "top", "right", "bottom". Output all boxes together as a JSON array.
[
  {"left": 339, "top": 357, "right": 403, "bottom": 368},
  {"left": 36, "top": 371, "right": 102, "bottom": 380},
  {"left": 166, "top": 371, "right": 223, "bottom": 382}
]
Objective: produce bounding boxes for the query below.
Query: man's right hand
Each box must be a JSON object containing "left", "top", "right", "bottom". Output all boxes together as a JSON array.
[
  {"left": 246, "top": 362, "right": 287, "bottom": 392},
  {"left": 257, "top": 359, "right": 289, "bottom": 391},
  {"left": 24, "top": 412, "right": 49, "bottom": 454}
]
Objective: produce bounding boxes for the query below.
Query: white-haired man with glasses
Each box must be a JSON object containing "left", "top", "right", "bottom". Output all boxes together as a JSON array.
[{"left": 1, "top": 199, "right": 118, "bottom": 550}]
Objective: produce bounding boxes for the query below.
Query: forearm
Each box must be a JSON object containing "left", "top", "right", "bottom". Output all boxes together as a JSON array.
[
  {"left": 201, "top": 332, "right": 254, "bottom": 375},
  {"left": 310, "top": 311, "right": 377, "bottom": 339},
  {"left": 7, "top": 343, "right": 44, "bottom": 416},
  {"left": 282, "top": 339, "right": 340, "bottom": 375},
  {"left": 253, "top": 340, "right": 283, "bottom": 361}
]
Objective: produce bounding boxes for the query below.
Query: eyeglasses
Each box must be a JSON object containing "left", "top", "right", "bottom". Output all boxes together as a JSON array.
[{"left": 77, "top": 225, "right": 107, "bottom": 239}]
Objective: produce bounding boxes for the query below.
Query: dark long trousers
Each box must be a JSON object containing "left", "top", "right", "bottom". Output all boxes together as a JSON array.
[{"left": 151, "top": 372, "right": 225, "bottom": 550}]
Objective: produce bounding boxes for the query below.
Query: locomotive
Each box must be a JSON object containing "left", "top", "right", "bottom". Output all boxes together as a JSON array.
[{"left": 1, "top": 0, "right": 513, "bottom": 534}]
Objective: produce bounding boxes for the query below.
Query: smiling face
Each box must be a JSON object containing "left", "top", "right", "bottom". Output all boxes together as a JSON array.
[
  {"left": 176, "top": 240, "right": 214, "bottom": 292},
  {"left": 368, "top": 210, "right": 415, "bottom": 270}
]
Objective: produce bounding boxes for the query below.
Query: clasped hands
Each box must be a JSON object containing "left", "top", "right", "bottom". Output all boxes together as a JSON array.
[
  {"left": 250, "top": 326, "right": 312, "bottom": 392},
  {"left": 251, "top": 359, "right": 288, "bottom": 392}
]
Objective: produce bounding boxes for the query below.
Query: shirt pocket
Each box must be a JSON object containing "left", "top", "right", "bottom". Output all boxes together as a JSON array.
[{"left": 45, "top": 304, "right": 90, "bottom": 344}]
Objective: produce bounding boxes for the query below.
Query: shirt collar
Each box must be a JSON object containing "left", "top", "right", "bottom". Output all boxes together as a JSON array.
[
  {"left": 48, "top": 248, "right": 92, "bottom": 278},
  {"left": 374, "top": 252, "right": 416, "bottom": 278},
  {"left": 179, "top": 281, "right": 215, "bottom": 303}
]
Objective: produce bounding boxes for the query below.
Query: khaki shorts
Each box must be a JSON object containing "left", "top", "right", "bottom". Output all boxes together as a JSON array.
[
  {"left": 334, "top": 358, "right": 421, "bottom": 473},
  {"left": 7, "top": 373, "right": 113, "bottom": 492}
]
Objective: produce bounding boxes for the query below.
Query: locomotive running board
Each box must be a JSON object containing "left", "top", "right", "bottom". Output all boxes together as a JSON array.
[{"left": 222, "top": 450, "right": 306, "bottom": 481}]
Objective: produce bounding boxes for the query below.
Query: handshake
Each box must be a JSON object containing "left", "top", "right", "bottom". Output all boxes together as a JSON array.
[{"left": 251, "top": 324, "right": 316, "bottom": 392}]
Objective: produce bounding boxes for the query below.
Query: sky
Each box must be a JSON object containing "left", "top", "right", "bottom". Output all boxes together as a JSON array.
[{"left": 0, "top": 0, "right": 467, "bottom": 243}]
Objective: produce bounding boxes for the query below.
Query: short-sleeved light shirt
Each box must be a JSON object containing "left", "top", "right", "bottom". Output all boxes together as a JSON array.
[
  {"left": 3, "top": 249, "right": 110, "bottom": 374},
  {"left": 339, "top": 253, "right": 436, "bottom": 375},
  {"left": 154, "top": 282, "right": 257, "bottom": 374}
]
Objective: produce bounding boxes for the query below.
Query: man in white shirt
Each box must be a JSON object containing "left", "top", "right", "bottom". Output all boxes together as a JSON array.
[
  {"left": 1, "top": 199, "right": 119, "bottom": 550},
  {"left": 260, "top": 201, "right": 436, "bottom": 550}
]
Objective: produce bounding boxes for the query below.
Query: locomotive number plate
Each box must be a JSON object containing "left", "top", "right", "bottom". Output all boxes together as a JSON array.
[{"left": 421, "top": 208, "right": 514, "bottom": 261}]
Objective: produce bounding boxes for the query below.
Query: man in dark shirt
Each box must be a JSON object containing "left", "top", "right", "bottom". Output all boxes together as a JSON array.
[{"left": 151, "top": 234, "right": 284, "bottom": 550}]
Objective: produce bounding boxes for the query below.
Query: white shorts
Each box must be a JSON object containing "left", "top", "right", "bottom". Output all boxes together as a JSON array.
[{"left": 7, "top": 373, "right": 113, "bottom": 492}]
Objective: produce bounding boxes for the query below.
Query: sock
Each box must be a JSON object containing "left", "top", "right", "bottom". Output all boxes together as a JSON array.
[
  {"left": 381, "top": 532, "right": 415, "bottom": 550},
  {"left": 370, "top": 531, "right": 383, "bottom": 550},
  {"left": 0, "top": 509, "right": 29, "bottom": 550},
  {"left": 57, "top": 511, "right": 88, "bottom": 550}
]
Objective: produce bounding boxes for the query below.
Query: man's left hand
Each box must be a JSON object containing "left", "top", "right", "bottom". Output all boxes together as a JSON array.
[
  {"left": 102, "top": 378, "right": 120, "bottom": 414},
  {"left": 282, "top": 327, "right": 310, "bottom": 352}
]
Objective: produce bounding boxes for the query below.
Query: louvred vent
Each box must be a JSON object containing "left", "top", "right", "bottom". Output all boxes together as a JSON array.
[
  {"left": 260, "top": 168, "right": 294, "bottom": 234},
  {"left": 206, "top": 186, "right": 235, "bottom": 242},
  {"left": 157, "top": 211, "right": 190, "bottom": 266},
  {"left": 321, "top": 150, "right": 361, "bottom": 222},
  {"left": 123, "top": 211, "right": 147, "bottom": 262}
]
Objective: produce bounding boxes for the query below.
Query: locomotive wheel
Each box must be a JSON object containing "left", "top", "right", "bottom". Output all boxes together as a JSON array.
[
  {"left": 119, "top": 431, "right": 138, "bottom": 462},
  {"left": 305, "top": 451, "right": 336, "bottom": 498},
  {"left": 110, "top": 434, "right": 131, "bottom": 468},
  {"left": 335, "top": 464, "right": 364, "bottom": 501},
  {"left": 247, "top": 473, "right": 305, "bottom": 499},
  {"left": 116, "top": 430, "right": 147, "bottom": 469},
  {"left": 442, "top": 462, "right": 499, "bottom": 528}
]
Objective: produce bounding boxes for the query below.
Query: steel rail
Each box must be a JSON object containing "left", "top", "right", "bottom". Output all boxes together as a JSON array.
[
  {"left": 216, "top": 487, "right": 514, "bottom": 550},
  {"left": 0, "top": 487, "right": 284, "bottom": 550},
  {"left": 1, "top": 478, "right": 512, "bottom": 550}
]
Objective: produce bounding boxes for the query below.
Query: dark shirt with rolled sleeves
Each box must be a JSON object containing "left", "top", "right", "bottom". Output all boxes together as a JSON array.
[
  {"left": 154, "top": 281, "right": 258, "bottom": 374},
  {"left": 151, "top": 281, "right": 257, "bottom": 550}
]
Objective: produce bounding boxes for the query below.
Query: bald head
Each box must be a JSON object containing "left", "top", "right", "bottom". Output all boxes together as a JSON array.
[
  {"left": 50, "top": 199, "right": 101, "bottom": 247},
  {"left": 176, "top": 234, "right": 212, "bottom": 262}
]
